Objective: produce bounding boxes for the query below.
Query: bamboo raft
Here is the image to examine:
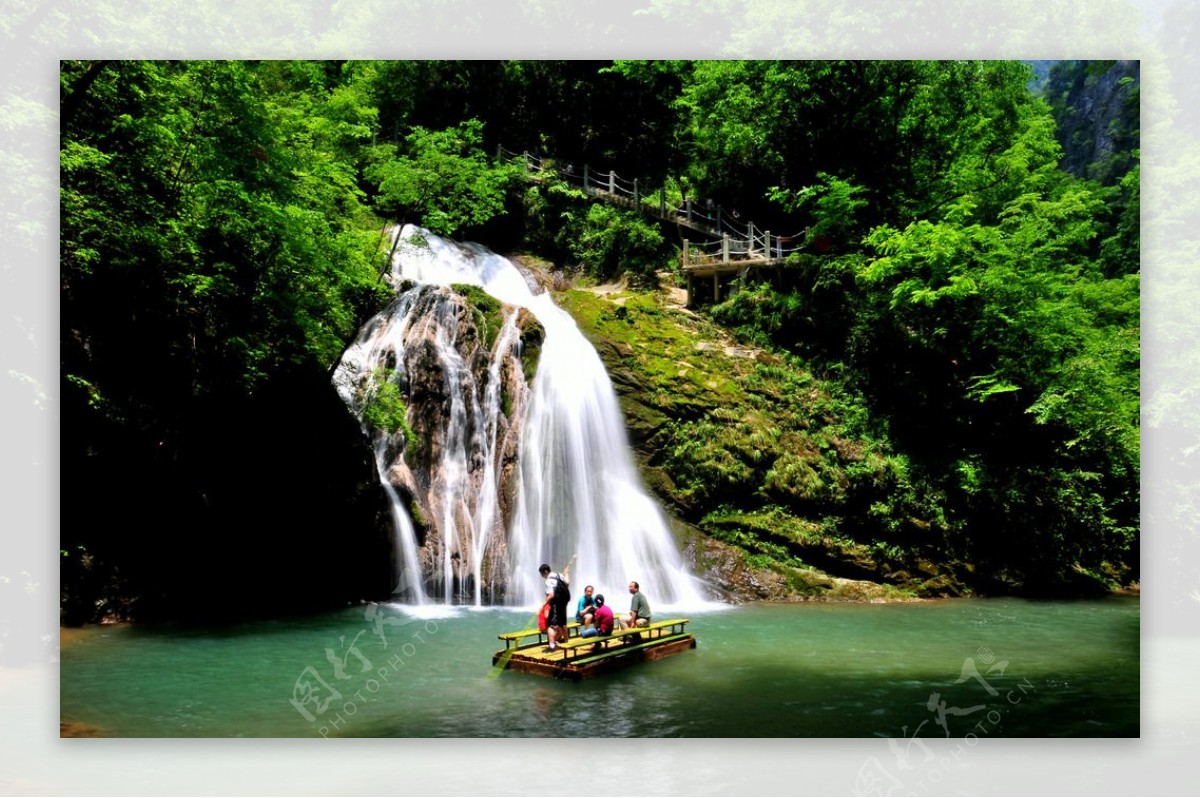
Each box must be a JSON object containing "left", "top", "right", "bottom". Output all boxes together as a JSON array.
[{"left": 492, "top": 619, "right": 695, "bottom": 681}]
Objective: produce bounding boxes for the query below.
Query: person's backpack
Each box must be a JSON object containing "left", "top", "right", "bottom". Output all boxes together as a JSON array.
[{"left": 553, "top": 573, "right": 571, "bottom": 605}]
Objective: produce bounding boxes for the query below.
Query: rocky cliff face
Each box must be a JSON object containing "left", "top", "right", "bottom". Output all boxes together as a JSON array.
[
  {"left": 1046, "top": 60, "right": 1140, "bottom": 185},
  {"left": 335, "top": 283, "right": 543, "bottom": 601}
]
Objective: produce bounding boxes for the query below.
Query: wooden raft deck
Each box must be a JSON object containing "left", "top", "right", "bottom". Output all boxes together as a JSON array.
[{"left": 492, "top": 619, "right": 696, "bottom": 681}]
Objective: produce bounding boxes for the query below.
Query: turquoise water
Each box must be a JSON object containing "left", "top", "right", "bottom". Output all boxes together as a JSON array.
[{"left": 59, "top": 597, "right": 1138, "bottom": 737}]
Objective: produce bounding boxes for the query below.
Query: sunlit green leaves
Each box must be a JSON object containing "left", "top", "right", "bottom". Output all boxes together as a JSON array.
[
  {"left": 360, "top": 370, "right": 415, "bottom": 448},
  {"left": 575, "top": 203, "right": 668, "bottom": 282},
  {"left": 61, "top": 59, "right": 393, "bottom": 422},
  {"left": 772, "top": 172, "right": 868, "bottom": 251},
  {"left": 367, "top": 119, "right": 517, "bottom": 236}
]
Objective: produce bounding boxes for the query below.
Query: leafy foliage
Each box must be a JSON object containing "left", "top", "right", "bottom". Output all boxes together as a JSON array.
[
  {"left": 361, "top": 372, "right": 415, "bottom": 446},
  {"left": 60, "top": 60, "right": 400, "bottom": 620},
  {"left": 513, "top": 170, "right": 673, "bottom": 283},
  {"left": 575, "top": 204, "right": 669, "bottom": 283},
  {"left": 367, "top": 119, "right": 519, "bottom": 237},
  {"left": 597, "top": 59, "right": 1137, "bottom": 592},
  {"left": 60, "top": 59, "right": 1141, "bottom": 615}
]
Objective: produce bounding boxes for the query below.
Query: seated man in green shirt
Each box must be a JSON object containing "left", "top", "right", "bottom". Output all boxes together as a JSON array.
[{"left": 619, "top": 581, "right": 651, "bottom": 630}]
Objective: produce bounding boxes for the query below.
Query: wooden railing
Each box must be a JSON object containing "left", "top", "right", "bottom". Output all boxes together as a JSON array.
[{"left": 496, "top": 145, "right": 806, "bottom": 267}]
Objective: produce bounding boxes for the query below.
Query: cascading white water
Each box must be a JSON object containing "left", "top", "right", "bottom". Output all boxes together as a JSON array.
[
  {"left": 335, "top": 225, "right": 706, "bottom": 607},
  {"left": 334, "top": 289, "right": 430, "bottom": 604},
  {"left": 334, "top": 276, "right": 521, "bottom": 604},
  {"left": 503, "top": 285, "right": 707, "bottom": 607}
]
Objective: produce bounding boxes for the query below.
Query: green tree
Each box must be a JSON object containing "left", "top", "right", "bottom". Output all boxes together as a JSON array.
[
  {"left": 366, "top": 118, "right": 519, "bottom": 236},
  {"left": 702, "top": 60, "right": 1138, "bottom": 591},
  {"left": 856, "top": 170, "right": 1138, "bottom": 585},
  {"left": 575, "top": 203, "right": 670, "bottom": 282},
  {"left": 61, "top": 60, "right": 395, "bottom": 620},
  {"left": 675, "top": 61, "right": 1044, "bottom": 233}
]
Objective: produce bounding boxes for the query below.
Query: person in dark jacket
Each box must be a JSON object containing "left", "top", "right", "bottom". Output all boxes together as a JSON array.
[{"left": 539, "top": 563, "right": 569, "bottom": 651}]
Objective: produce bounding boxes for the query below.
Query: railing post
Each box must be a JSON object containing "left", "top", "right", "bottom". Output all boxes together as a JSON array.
[
  {"left": 723, "top": 234, "right": 730, "bottom": 263},
  {"left": 765, "top": 231, "right": 771, "bottom": 261},
  {"left": 609, "top": 170, "right": 615, "bottom": 195},
  {"left": 682, "top": 239, "right": 689, "bottom": 263},
  {"left": 583, "top": 163, "right": 590, "bottom": 192},
  {"left": 686, "top": 198, "right": 692, "bottom": 224},
  {"left": 523, "top": 150, "right": 530, "bottom": 172}
]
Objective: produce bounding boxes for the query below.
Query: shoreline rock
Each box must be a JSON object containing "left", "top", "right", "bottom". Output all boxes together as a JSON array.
[{"left": 60, "top": 719, "right": 104, "bottom": 737}]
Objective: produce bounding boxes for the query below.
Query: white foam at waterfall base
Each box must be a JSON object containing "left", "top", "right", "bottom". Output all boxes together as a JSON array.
[{"left": 354, "top": 224, "right": 710, "bottom": 608}]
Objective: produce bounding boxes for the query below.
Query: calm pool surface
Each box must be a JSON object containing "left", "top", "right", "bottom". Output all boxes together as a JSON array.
[{"left": 59, "top": 597, "right": 1138, "bottom": 737}]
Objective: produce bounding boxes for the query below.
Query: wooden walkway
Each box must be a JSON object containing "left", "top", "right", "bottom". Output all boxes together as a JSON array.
[
  {"left": 682, "top": 253, "right": 788, "bottom": 307},
  {"left": 679, "top": 237, "right": 793, "bottom": 306},
  {"left": 497, "top": 146, "right": 805, "bottom": 305}
]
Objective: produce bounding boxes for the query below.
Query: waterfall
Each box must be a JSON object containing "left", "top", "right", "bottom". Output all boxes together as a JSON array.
[{"left": 334, "top": 225, "right": 706, "bottom": 607}]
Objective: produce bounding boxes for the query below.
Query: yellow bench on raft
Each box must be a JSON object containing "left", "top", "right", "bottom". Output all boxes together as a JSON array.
[
  {"left": 551, "top": 618, "right": 690, "bottom": 661},
  {"left": 497, "top": 621, "right": 580, "bottom": 650}
]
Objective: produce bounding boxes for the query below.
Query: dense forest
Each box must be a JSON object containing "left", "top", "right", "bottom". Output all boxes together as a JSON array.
[{"left": 60, "top": 60, "right": 1139, "bottom": 621}]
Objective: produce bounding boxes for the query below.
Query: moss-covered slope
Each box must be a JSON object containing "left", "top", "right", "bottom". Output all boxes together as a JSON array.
[{"left": 557, "top": 285, "right": 969, "bottom": 601}]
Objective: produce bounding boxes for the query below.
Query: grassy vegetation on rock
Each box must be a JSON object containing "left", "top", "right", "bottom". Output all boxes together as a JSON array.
[{"left": 558, "top": 285, "right": 966, "bottom": 600}]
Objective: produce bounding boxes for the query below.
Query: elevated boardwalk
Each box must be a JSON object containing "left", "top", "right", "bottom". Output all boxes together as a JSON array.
[
  {"left": 497, "top": 146, "right": 805, "bottom": 306},
  {"left": 493, "top": 619, "right": 696, "bottom": 681},
  {"left": 680, "top": 238, "right": 790, "bottom": 306}
]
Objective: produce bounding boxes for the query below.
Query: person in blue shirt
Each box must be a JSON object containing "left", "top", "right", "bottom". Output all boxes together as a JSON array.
[{"left": 575, "top": 584, "right": 596, "bottom": 629}]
